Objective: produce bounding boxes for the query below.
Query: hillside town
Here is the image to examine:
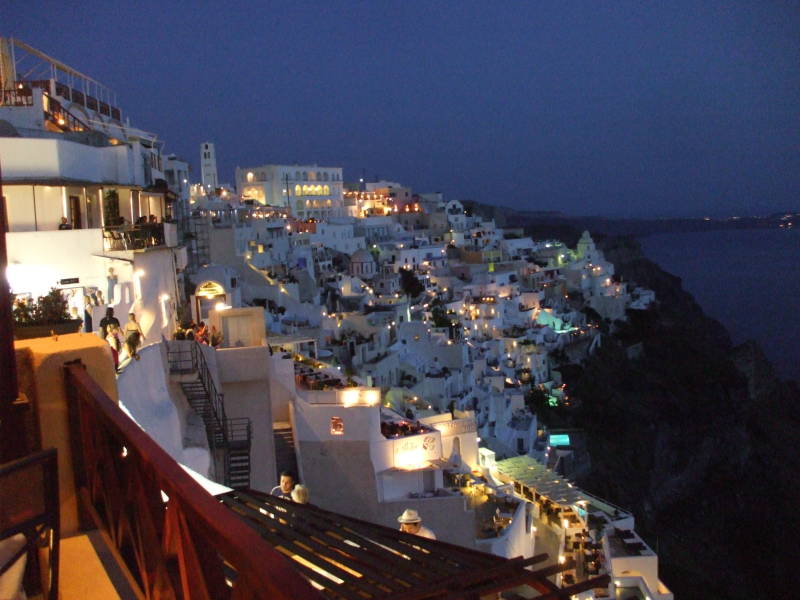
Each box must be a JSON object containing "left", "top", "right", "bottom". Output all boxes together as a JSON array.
[{"left": 1, "top": 38, "right": 670, "bottom": 600}]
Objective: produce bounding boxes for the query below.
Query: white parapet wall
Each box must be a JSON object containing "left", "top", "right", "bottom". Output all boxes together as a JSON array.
[{"left": 116, "top": 342, "right": 211, "bottom": 477}]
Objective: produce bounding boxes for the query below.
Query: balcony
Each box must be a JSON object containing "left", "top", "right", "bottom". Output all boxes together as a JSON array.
[{"left": 102, "top": 222, "right": 177, "bottom": 252}]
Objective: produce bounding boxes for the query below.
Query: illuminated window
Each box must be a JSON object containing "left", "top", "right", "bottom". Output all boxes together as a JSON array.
[
  {"left": 330, "top": 417, "right": 344, "bottom": 435},
  {"left": 326, "top": 199, "right": 332, "bottom": 207},
  {"left": 323, "top": 185, "right": 330, "bottom": 195},
  {"left": 315, "top": 185, "right": 322, "bottom": 195},
  {"left": 295, "top": 184, "right": 302, "bottom": 196},
  {"left": 246, "top": 171, "right": 254, "bottom": 183}
]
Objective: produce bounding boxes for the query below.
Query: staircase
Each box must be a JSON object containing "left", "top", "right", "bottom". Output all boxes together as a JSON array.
[
  {"left": 180, "top": 378, "right": 225, "bottom": 446},
  {"left": 168, "top": 341, "right": 252, "bottom": 489},
  {"left": 226, "top": 419, "right": 252, "bottom": 489},
  {"left": 273, "top": 422, "right": 298, "bottom": 479}
]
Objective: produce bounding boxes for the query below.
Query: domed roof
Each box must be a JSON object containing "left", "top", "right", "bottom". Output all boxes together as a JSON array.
[{"left": 351, "top": 248, "right": 374, "bottom": 264}]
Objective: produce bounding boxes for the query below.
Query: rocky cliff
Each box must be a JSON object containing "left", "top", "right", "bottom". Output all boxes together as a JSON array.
[{"left": 557, "top": 236, "right": 800, "bottom": 599}]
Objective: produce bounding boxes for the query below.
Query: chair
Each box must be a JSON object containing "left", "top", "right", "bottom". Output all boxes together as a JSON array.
[{"left": 0, "top": 449, "right": 59, "bottom": 600}]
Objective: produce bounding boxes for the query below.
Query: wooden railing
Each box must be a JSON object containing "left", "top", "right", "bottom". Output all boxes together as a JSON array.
[{"left": 64, "top": 361, "right": 321, "bottom": 600}]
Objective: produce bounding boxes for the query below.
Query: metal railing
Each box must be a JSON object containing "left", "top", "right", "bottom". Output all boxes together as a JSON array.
[
  {"left": 166, "top": 341, "right": 251, "bottom": 487},
  {"left": 102, "top": 223, "right": 166, "bottom": 251},
  {"left": 42, "top": 91, "right": 88, "bottom": 133},
  {"left": 63, "top": 361, "right": 320, "bottom": 599},
  {"left": 167, "top": 340, "right": 227, "bottom": 443}
]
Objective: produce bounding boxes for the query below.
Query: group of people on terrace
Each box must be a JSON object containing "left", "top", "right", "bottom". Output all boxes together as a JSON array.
[
  {"left": 380, "top": 419, "right": 432, "bottom": 439},
  {"left": 173, "top": 321, "right": 223, "bottom": 346}
]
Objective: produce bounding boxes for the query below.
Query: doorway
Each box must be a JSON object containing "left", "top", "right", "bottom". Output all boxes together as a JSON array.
[{"left": 69, "top": 195, "right": 82, "bottom": 229}]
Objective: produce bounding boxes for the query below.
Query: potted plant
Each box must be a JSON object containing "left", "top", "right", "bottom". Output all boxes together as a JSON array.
[{"left": 13, "top": 288, "right": 83, "bottom": 340}]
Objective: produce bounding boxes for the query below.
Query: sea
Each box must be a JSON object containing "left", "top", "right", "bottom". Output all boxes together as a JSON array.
[{"left": 639, "top": 228, "right": 800, "bottom": 382}]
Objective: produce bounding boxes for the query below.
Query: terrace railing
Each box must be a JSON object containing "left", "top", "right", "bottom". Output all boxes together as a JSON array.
[{"left": 64, "top": 361, "right": 319, "bottom": 600}]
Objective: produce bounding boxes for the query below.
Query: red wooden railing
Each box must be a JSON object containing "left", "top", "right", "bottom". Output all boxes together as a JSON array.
[{"left": 64, "top": 361, "right": 322, "bottom": 600}]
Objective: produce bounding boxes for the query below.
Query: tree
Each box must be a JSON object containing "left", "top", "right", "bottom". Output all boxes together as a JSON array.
[
  {"left": 399, "top": 268, "right": 425, "bottom": 298},
  {"left": 524, "top": 387, "right": 550, "bottom": 416}
]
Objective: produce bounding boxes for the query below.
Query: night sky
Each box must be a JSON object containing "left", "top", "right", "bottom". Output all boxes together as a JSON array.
[{"left": 6, "top": 1, "right": 800, "bottom": 217}]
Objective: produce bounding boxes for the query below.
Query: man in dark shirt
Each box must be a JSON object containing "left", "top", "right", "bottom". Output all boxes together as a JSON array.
[
  {"left": 58, "top": 217, "right": 72, "bottom": 230},
  {"left": 99, "top": 307, "right": 120, "bottom": 338},
  {"left": 270, "top": 471, "right": 296, "bottom": 500}
]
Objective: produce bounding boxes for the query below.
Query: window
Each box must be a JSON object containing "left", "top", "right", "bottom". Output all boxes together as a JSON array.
[
  {"left": 323, "top": 172, "right": 329, "bottom": 181},
  {"left": 295, "top": 184, "right": 302, "bottom": 196},
  {"left": 323, "top": 185, "right": 330, "bottom": 195},
  {"left": 330, "top": 417, "right": 344, "bottom": 435},
  {"left": 302, "top": 172, "right": 308, "bottom": 181},
  {"left": 246, "top": 171, "right": 254, "bottom": 183}
]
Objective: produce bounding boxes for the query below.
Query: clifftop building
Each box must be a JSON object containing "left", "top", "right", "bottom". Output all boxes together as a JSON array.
[{"left": 235, "top": 163, "right": 344, "bottom": 220}]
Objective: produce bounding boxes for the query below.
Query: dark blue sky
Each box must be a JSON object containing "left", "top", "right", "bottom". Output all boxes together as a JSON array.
[{"left": 6, "top": 1, "right": 800, "bottom": 217}]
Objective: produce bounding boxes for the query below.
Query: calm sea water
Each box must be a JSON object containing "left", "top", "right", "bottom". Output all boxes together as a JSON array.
[{"left": 639, "top": 228, "right": 800, "bottom": 382}]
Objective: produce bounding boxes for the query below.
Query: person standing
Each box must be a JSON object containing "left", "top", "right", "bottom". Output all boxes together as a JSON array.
[
  {"left": 106, "top": 267, "right": 118, "bottom": 304},
  {"left": 124, "top": 312, "right": 144, "bottom": 361},
  {"left": 397, "top": 509, "right": 437, "bottom": 540},
  {"left": 83, "top": 295, "right": 93, "bottom": 333},
  {"left": 99, "top": 307, "right": 120, "bottom": 339}
]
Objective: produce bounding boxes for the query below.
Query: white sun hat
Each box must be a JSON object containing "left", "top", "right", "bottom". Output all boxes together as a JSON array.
[{"left": 397, "top": 508, "right": 422, "bottom": 524}]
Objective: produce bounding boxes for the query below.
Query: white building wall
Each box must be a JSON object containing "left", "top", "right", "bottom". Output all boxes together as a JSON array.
[{"left": 0, "top": 138, "right": 136, "bottom": 185}]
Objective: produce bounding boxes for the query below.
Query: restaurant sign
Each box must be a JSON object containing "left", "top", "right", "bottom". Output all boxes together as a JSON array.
[
  {"left": 433, "top": 418, "right": 477, "bottom": 437},
  {"left": 393, "top": 432, "right": 442, "bottom": 469}
]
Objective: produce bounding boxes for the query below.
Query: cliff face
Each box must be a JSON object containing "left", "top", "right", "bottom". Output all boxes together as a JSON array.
[{"left": 560, "top": 237, "right": 800, "bottom": 600}]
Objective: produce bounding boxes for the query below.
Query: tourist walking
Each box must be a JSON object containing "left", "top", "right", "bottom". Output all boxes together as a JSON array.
[
  {"left": 106, "top": 324, "right": 121, "bottom": 371},
  {"left": 124, "top": 312, "right": 144, "bottom": 361},
  {"left": 99, "top": 307, "right": 120, "bottom": 339}
]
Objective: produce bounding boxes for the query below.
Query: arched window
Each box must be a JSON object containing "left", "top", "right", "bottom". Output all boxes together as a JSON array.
[
  {"left": 315, "top": 185, "right": 322, "bottom": 195},
  {"left": 316, "top": 172, "right": 321, "bottom": 181},
  {"left": 323, "top": 185, "right": 330, "bottom": 195},
  {"left": 302, "top": 185, "right": 309, "bottom": 195},
  {"left": 294, "top": 184, "right": 302, "bottom": 196},
  {"left": 246, "top": 171, "right": 254, "bottom": 183},
  {"left": 313, "top": 199, "right": 319, "bottom": 208},
  {"left": 295, "top": 171, "right": 300, "bottom": 180},
  {"left": 323, "top": 172, "right": 329, "bottom": 181},
  {"left": 326, "top": 199, "right": 332, "bottom": 207},
  {"left": 305, "top": 199, "right": 311, "bottom": 207},
  {"left": 302, "top": 171, "right": 308, "bottom": 181}
]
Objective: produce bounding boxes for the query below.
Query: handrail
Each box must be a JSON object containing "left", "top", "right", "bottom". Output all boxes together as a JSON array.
[
  {"left": 192, "top": 341, "right": 228, "bottom": 444},
  {"left": 64, "top": 361, "right": 320, "bottom": 600}
]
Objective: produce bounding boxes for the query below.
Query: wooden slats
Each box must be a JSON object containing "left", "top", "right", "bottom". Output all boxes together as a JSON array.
[{"left": 224, "top": 491, "right": 593, "bottom": 600}]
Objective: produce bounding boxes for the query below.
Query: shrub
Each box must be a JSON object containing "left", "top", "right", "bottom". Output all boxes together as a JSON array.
[{"left": 13, "top": 288, "right": 71, "bottom": 326}]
